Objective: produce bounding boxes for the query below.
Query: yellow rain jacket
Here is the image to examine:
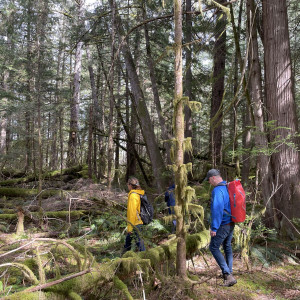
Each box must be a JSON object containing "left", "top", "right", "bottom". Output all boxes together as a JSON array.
[{"left": 127, "top": 189, "right": 144, "bottom": 232}]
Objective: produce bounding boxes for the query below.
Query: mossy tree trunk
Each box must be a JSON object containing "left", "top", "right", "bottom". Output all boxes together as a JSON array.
[{"left": 174, "top": 0, "right": 187, "bottom": 279}]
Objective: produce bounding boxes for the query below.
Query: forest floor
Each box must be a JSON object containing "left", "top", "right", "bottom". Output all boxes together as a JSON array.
[
  {"left": 183, "top": 255, "right": 300, "bottom": 300},
  {"left": 1, "top": 176, "right": 300, "bottom": 299}
]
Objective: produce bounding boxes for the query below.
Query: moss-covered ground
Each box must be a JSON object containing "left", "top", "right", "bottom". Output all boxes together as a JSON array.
[{"left": 0, "top": 175, "right": 299, "bottom": 299}]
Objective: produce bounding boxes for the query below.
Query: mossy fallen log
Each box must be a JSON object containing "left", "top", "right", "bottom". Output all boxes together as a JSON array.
[
  {"left": 2, "top": 256, "right": 151, "bottom": 299},
  {"left": 0, "top": 165, "right": 85, "bottom": 187},
  {"left": 0, "top": 211, "right": 86, "bottom": 222},
  {"left": 1, "top": 230, "right": 210, "bottom": 299},
  {"left": 0, "top": 188, "right": 59, "bottom": 198}
]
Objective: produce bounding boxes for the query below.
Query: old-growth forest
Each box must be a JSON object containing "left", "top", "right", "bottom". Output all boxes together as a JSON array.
[{"left": 0, "top": 0, "right": 300, "bottom": 299}]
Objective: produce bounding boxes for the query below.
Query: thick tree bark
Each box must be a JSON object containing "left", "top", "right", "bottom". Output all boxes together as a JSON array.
[
  {"left": 67, "top": 0, "right": 84, "bottom": 167},
  {"left": 247, "top": 0, "right": 274, "bottom": 223},
  {"left": 109, "top": 0, "right": 166, "bottom": 193},
  {"left": 174, "top": 0, "right": 187, "bottom": 279},
  {"left": 210, "top": 0, "right": 227, "bottom": 167},
  {"left": 262, "top": 0, "right": 300, "bottom": 236}
]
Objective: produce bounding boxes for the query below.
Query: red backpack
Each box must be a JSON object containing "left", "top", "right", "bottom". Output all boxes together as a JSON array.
[{"left": 227, "top": 180, "right": 246, "bottom": 223}]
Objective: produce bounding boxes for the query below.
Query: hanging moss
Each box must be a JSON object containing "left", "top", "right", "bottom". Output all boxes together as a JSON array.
[
  {"left": 207, "top": 0, "right": 231, "bottom": 21},
  {"left": 162, "top": 215, "right": 176, "bottom": 225},
  {"left": 113, "top": 276, "right": 133, "bottom": 300},
  {"left": 115, "top": 256, "right": 151, "bottom": 277},
  {"left": 188, "top": 203, "right": 205, "bottom": 229},
  {"left": 183, "top": 138, "right": 193, "bottom": 156},
  {"left": 187, "top": 101, "right": 202, "bottom": 112}
]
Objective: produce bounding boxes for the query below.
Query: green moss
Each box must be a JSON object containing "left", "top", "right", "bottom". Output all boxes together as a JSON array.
[
  {"left": 0, "top": 178, "right": 28, "bottom": 187},
  {"left": 141, "top": 247, "right": 165, "bottom": 268},
  {"left": 186, "top": 230, "right": 210, "bottom": 258},
  {"left": 23, "top": 259, "right": 38, "bottom": 273},
  {"left": 0, "top": 214, "right": 16, "bottom": 221},
  {"left": 0, "top": 188, "right": 59, "bottom": 199},
  {"left": 113, "top": 276, "right": 133, "bottom": 300},
  {"left": 68, "top": 291, "right": 82, "bottom": 300},
  {"left": 2, "top": 291, "right": 41, "bottom": 300}
]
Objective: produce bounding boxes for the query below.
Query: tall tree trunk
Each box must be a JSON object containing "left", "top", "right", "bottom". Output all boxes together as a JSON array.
[
  {"left": 184, "top": 0, "right": 193, "bottom": 165},
  {"left": 262, "top": 0, "right": 300, "bottom": 237},
  {"left": 86, "top": 46, "right": 98, "bottom": 179},
  {"left": 125, "top": 71, "right": 136, "bottom": 181},
  {"left": 210, "top": 0, "right": 227, "bottom": 167},
  {"left": 107, "top": 2, "right": 116, "bottom": 190},
  {"left": 36, "top": 0, "right": 48, "bottom": 210},
  {"left": 67, "top": 0, "right": 84, "bottom": 167},
  {"left": 51, "top": 17, "right": 66, "bottom": 171},
  {"left": 247, "top": 0, "right": 274, "bottom": 222},
  {"left": 174, "top": 0, "right": 187, "bottom": 279},
  {"left": 114, "top": 67, "right": 122, "bottom": 187},
  {"left": 0, "top": 70, "right": 8, "bottom": 155},
  {"left": 25, "top": 0, "right": 33, "bottom": 172},
  {"left": 109, "top": 0, "right": 166, "bottom": 193},
  {"left": 232, "top": 0, "right": 243, "bottom": 178},
  {"left": 142, "top": 4, "right": 171, "bottom": 164}
]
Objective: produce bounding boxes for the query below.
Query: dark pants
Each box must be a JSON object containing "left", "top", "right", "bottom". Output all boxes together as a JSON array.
[
  {"left": 168, "top": 206, "right": 176, "bottom": 233},
  {"left": 209, "top": 223, "right": 235, "bottom": 275},
  {"left": 123, "top": 225, "right": 145, "bottom": 253}
]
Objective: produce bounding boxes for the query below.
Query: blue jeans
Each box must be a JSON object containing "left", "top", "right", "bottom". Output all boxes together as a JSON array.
[
  {"left": 209, "top": 223, "right": 235, "bottom": 275},
  {"left": 168, "top": 206, "right": 176, "bottom": 233},
  {"left": 124, "top": 225, "right": 145, "bottom": 252}
]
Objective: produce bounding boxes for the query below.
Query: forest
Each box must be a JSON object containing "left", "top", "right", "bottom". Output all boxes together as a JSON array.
[{"left": 0, "top": 0, "right": 300, "bottom": 299}]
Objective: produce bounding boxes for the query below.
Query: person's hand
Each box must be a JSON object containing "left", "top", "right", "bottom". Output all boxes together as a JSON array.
[{"left": 210, "top": 230, "right": 216, "bottom": 237}]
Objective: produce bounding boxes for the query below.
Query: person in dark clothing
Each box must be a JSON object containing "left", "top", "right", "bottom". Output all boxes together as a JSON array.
[
  {"left": 205, "top": 169, "right": 237, "bottom": 287},
  {"left": 165, "top": 183, "right": 176, "bottom": 233}
]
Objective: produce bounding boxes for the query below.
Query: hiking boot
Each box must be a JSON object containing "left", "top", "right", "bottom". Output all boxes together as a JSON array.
[{"left": 223, "top": 274, "right": 237, "bottom": 287}]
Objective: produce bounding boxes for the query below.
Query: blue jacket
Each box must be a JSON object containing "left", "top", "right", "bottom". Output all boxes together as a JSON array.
[
  {"left": 165, "top": 184, "right": 175, "bottom": 207},
  {"left": 210, "top": 181, "right": 231, "bottom": 232}
]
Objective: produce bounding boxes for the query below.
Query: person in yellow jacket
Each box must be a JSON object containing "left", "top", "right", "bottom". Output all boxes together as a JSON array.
[{"left": 123, "top": 177, "right": 145, "bottom": 254}]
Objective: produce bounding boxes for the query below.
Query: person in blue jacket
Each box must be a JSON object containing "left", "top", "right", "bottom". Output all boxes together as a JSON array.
[
  {"left": 204, "top": 169, "right": 237, "bottom": 287},
  {"left": 165, "top": 182, "right": 176, "bottom": 233}
]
